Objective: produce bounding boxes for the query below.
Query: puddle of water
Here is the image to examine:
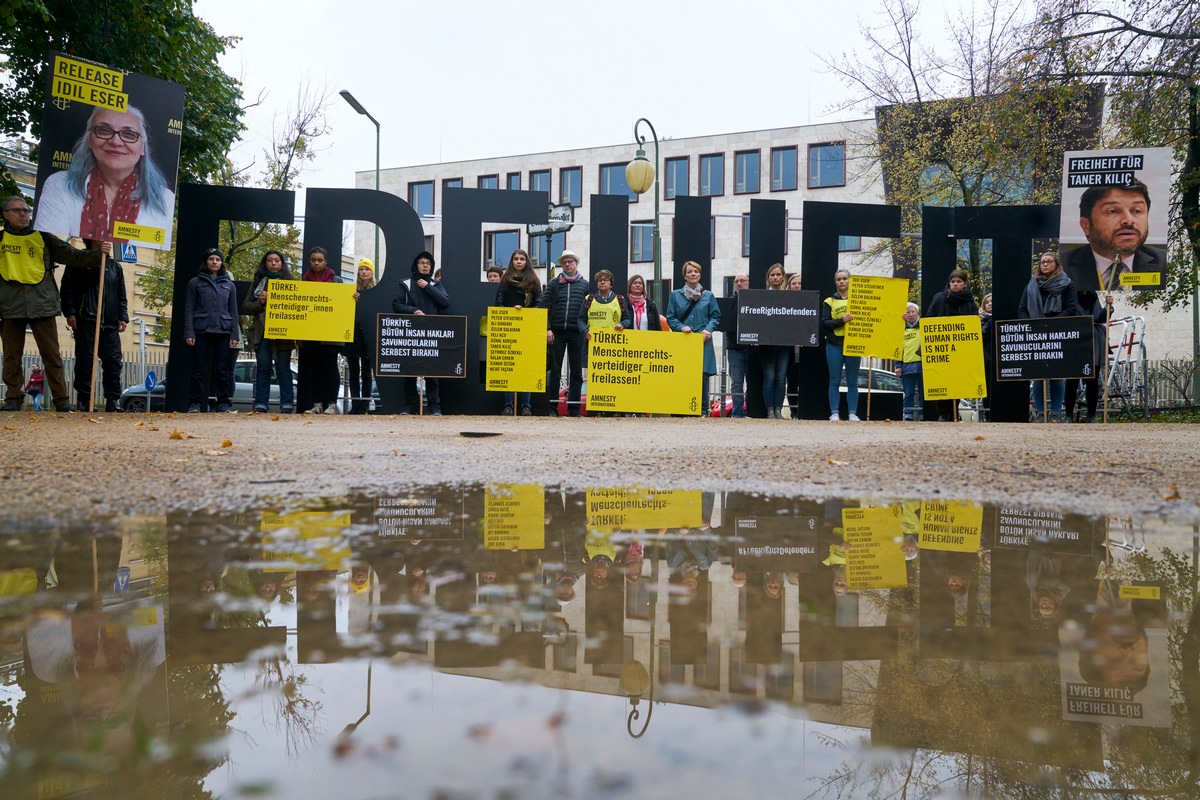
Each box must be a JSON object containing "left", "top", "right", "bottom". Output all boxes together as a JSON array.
[{"left": 1, "top": 487, "right": 1197, "bottom": 798}]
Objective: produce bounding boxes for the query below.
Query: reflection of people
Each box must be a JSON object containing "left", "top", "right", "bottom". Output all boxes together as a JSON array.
[
  {"left": 184, "top": 248, "right": 239, "bottom": 413},
  {"left": 241, "top": 249, "right": 295, "bottom": 413},
  {"left": 35, "top": 106, "right": 175, "bottom": 245},
  {"left": 1065, "top": 179, "right": 1166, "bottom": 292},
  {"left": 2, "top": 196, "right": 109, "bottom": 412},
  {"left": 60, "top": 238, "right": 128, "bottom": 411},
  {"left": 392, "top": 250, "right": 450, "bottom": 415}
]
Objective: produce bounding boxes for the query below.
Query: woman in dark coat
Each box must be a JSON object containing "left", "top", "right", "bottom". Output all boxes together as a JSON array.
[
  {"left": 1018, "top": 251, "right": 1082, "bottom": 422},
  {"left": 184, "top": 247, "right": 239, "bottom": 412},
  {"left": 924, "top": 268, "right": 979, "bottom": 422}
]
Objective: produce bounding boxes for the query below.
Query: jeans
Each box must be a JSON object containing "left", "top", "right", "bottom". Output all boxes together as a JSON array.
[
  {"left": 548, "top": 328, "right": 585, "bottom": 415},
  {"left": 254, "top": 339, "right": 294, "bottom": 408},
  {"left": 826, "top": 343, "right": 860, "bottom": 417},
  {"left": 190, "top": 332, "right": 235, "bottom": 407},
  {"left": 1031, "top": 379, "right": 1065, "bottom": 419},
  {"left": 900, "top": 365, "right": 923, "bottom": 420},
  {"left": 761, "top": 346, "right": 789, "bottom": 410},
  {"left": 727, "top": 348, "right": 748, "bottom": 417}
]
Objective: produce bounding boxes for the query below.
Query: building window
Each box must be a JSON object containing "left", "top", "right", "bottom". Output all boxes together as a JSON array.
[
  {"left": 529, "top": 232, "right": 564, "bottom": 268},
  {"left": 808, "top": 142, "right": 846, "bottom": 188},
  {"left": 838, "top": 235, "right": 861, "bottom": 252},
  {"left": 478, "top": 174, "right": 499, "bottom": 190},
  {"left": 484, "top": 229, "right": 519, "bottom": 268},
  {"left": 408, "top": 181, "right": 433, "bottom": 217},
  {"left": 424, "top": 234, "right": 435, "bottom": 255},
  {"left": 771, "top": 146, "right": 798, "bottom": 191},
  {"left": 530, "top": 169, "right": 550, "bottom": 196},
  {"left": 599, "top": 163, "right": 637, "bottom": 203},
  {"left": 699, "top": 153, "right": 724, "bottom": 196},
  {"left": 507, "top": 172, "right": 521, "bottom": 191},
  {"left": 631, "top": 221, "right": 653, "bottom": 262},
  {"left": 734, "top": 150, "right": 760, "bottom": 194},
  {"left": 442, "top": 177, "right": 462, "bottom": 191},
  {"left": 665, "top": 156, "right": 688, "bottom": 200},
  {"left": 560, "top": 166, "right": 582, "bottom": 207},
  {"left": 741, "top": 213, "right": 751, "bottom": 257}
]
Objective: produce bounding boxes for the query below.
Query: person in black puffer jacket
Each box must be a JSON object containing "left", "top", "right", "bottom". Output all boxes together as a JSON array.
[
  {"left": 539, "top": 250, "right": 590, "bottom": 416},
  {"left": 392, "top": 250, "right": 451, "bottom": 414},
  {"left": 924, "top": 268, "right": 979, "bottom": 422}
]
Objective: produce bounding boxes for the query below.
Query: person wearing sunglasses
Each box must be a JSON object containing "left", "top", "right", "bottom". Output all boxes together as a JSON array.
[{"left": 34, "top": 105, "right": 175, "bottom": 246}]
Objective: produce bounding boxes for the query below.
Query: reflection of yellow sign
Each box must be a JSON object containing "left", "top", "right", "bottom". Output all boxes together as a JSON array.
[
  {"left": 586, "top": 329, "right": 703, "bottom": 415},
  {"left": 264, "top": 280, "right": 356, "bottom": 343},
  {"left": 922, "top": 315, "right": 986, "bottom": 400},
  {"left": 260, "top": 510, "right": 352, "bottom": 570},
  {"left": 1119, "top": 585, "right": 1161, "bottom": 600},
  {"left": 842, "top": 506, "right": 908, "bottom": 589},
  {"left": 1120, "top": 272, "right": 1161, "bottom": 286},
  {"left": 486, "top": 307, "right": 548, "bottom": 393},
  {"left": 485, "top": 484, "right": 545, "bottom": 550},
  {"left": 112, "top": 221, "right": 165, "bottom": 245},
  {"left": 844, "top": 276, "right": 909, "bottom": 359},
  {"left": 51, "top": 55, "right": 128, "bottom": 112},
  {"left": 586, "top": 487, "right": 701, "bottom": 529},
  {"left": 918, "top": 500, "right": 983, "bottom": 551}
]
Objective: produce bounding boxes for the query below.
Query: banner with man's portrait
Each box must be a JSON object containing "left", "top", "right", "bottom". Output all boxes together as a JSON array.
[
  {"left": 1058, "top": 147, "right": 1171, "bottom": 292},
  {"left": 33, "top": 52, "right": 185, "bottom": 250}
]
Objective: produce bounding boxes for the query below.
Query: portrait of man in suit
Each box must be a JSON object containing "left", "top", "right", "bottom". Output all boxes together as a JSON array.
[{"left": 1064, "top": 178, "right": 1167, "bottom": 292}]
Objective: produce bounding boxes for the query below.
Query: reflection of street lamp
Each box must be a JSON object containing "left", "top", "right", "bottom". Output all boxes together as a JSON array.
[
  {"left": 339, "top": 90, "right": 381, "bottom": 268},
  {"left": 626, "top": 118, "right": 662, "bottom": 309},
  {"left": 339, "top": 661, "right": 373, "bottom": 739},
  {"left": 619, "top": 660, "right": 652, "bottom": 737}
]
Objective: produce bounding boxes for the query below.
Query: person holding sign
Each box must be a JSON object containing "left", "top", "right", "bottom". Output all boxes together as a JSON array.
[
  {"left": 241, "top": 250, "right": 295, "bottom": 413},
  {"left": 760, "top": 263, "right": 790, "bottom": 419},
  {"left": 493, "top": 249, "right": 542, "bottom": 415},
  {"left": 784, "top": 273, "right": 804, "bottom": 419},
  {"left": 820, "top": 269, "right": 860, "bottom": 421},
  {"left": 183, "top": 248, "right": 239, "bottom": 413},
  {"left": 60, "top": 238, "right": 127, "bottom": 412},
  {"left": 392, "top": 250, "right": 451, "bottom": 415},
  {"left": 894, "top": 303, "right": 922, "bottom": 421},
  {"left": 579, "top": 269, "right": 626, "bottom": 417},
  {"left": 345, "top": 258, "right": 380, "bottom": 415},
  {"left": 924, "top": 269, "right": 978, "bottom": 422},
  {"left": 541, "top": 251, "right": 590, "bottom": 417},
  {"left": 296, "top": 246, "right": 343, "bottom": 415},
  {"left": 666, "top": 260, "right": 721, "bottom": 413},
  {"left": 1018, "top": 252, "right": 1082, "bottom": 423},
  {"left": 35, "top": 106, "right": 174, "bottom": 244}
]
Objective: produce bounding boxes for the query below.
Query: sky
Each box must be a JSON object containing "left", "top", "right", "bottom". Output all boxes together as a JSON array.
[{"left": 191, "top": 0, "right": 972, "bottom": 217}]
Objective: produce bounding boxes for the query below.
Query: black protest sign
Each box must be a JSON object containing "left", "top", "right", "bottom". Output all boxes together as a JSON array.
[
  {"left": 993, "top": 506, "right": 1098, "bottom": 555},
  {"left": 996, "top": 316, "right": 1095, "bottom": 381},
  {"left": 376, "top": 314, "right": 467, "bottom": 378},
  {"left": 735, "top": 290, "right": 821, "bottom": 346},
  {"left": 375, "top": 489, "right": 465, "bottom": 541},
  {"left": 733, "top": 516, "right": 820, "bottom": 572}
]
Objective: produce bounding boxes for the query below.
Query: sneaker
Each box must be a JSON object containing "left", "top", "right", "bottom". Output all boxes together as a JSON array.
[
  {"left": 848, "top": 413, "right": 861, "bottom": 422},
  {"left": 253, "top": 404, "right": 269, "bottom": 413},
  {"left": 281, "top": 405, "right": 295, "bottom": 414},
  {"left": 520, "top": 406, "right": 532, "bottom": 416},
  {"left": 1, "top": 399, "right": 21, "bottom": 411},
  {"left": 187, "top": 404, "right": 202, "bottom": 413},
  {"left": 216, "top": 403, "right": 233, "bottom": 413},
  {"left": 400, "top": 406, "right": 415, "bottom": 416},
  {"left": 828, "top": 413, "right": 840, "bottom": 421},
  {"left": 501, "top": 405, "right": 514, "bottom": 416},
  {"left": 54, "top": 402, "right": 75, "bottom": 413},
  {"left": 105, "top": 401, "right": 121, "bottom": 412},
  {"left": 430, "top": 407, "right": 442, "bottom": 416},
  {"left": 323, "top": 403, "right": 338, "bottom": 415},
  {"left": 304, "top": 404, "right": 323, "bottom": 415}
]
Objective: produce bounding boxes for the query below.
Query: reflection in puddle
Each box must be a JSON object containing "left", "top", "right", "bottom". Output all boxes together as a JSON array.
[{"left": 1, "top": 488, "right": 1197, "bottom": 797}]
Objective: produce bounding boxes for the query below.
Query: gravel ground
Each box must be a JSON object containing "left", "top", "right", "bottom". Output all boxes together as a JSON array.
[{"left": 1, "top": 411, "right": 1198, "bottom": 524}]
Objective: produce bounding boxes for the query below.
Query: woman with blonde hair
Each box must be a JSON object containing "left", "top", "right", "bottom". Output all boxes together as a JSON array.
[{"left": 1018, "top": 251, "right": 1081, "bottom": 422}]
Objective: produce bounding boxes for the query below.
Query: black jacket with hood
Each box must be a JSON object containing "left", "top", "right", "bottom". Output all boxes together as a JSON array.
[{"left": 392, "top": 250, "right": 451, "bottom": 316}]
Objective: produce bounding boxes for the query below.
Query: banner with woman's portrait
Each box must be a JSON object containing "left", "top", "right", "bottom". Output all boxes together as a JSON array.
[{"left": 33, "top": 51, "right": 185, "bottom": 250}]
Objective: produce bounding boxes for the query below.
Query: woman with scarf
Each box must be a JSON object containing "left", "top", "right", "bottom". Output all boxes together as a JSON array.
[
  {"left": 620, "top": 274, "right": 662, "bottom": 332},
  {"left": 1019, "top": 252, "right": 1081, "bottom": 422},
  {"left": 924, "top": 268, "right": 980, "bottom": 422},
  {"left": 184, "top": 247, "right": 239, "bottom": 413},
  {"left": 820, "top": 269, "right": 860, "bottom": 421},
  {"left": 296, "top": 246, "right": 343, "bottom": 414},
  {"left": 345, "top": 257, "right": 380, "bottom": 414},
  {"left": 493, "top": 249, "right": 542, "bottom": 415},
  {"left": 241, "top": 250, "right": 295, "bottom": 413},
  {"left": 666, "top": 261, "right": 721, "bottom": 413}
]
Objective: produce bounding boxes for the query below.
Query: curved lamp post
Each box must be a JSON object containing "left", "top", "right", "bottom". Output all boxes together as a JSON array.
[
  {"left": 626, "top": 118, "right": 662, "bottom": 309},
  {"left": 340, "top": 90, "right": 380, "bottom": 268},
  {"left": 619, "top": 660, "right": 652, "bottom": 737}
]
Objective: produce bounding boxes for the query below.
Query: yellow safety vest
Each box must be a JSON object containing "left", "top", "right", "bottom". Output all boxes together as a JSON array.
[
  {"left": 585, "top": 295, "right": 622, "bottom": 332},
  {"left": 824, "top": 296, "right": 848, "bottom": 338},
  {"left": 902, "top": 324, "right": 921, "bottom": 363},
  {"left": 0, "top": 231, "right": 46, "bottom": 285}
]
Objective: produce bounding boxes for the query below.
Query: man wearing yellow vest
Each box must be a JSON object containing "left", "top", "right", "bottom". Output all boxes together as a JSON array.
[
  {"left": 1, "top": 196, "right": 110, "bottom": 412},
  {"left": 895, "top": 302, "right": 923, "bottom": 421}
]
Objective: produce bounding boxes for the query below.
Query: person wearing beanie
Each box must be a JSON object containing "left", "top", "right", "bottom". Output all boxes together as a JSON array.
[
  {"left": 183, "top": 247, "right": 239, "bottom": 412},
  {"left": 392, "top": 250, "right": 451, "bottom": 414},
  {"left": 539, "top": 250, "right": 590, "bottom": 416}
]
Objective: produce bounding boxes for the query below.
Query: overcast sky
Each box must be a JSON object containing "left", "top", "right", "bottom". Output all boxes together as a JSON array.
[{"left": 190, "top": 0, "right": 984, "bottom": 238}]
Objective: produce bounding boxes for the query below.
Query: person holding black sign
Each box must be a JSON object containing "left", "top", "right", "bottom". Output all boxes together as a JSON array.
[
  {"left": 392, "top": 250, "right": 451, "bottom": 415},
  {"left": 820, "top": 269, "right": 860, "bottom": 422},
  {"left": 1065, "top": 288, "right": 1112, "bottom": 423},
  {"left": 760, "top": 263, "right": 790, "bottom": 419},
  {"left": 493, "top": 249, "right": 541, "bottom": 416},
  {"left": 241, "top": 250, "right": 295, "bottom": 413},
  {"left": 924, "top": 268, "right": 979, "bottom": 421},
  {"left": 1018, "top": 252, "right": 1082, "bottom": 423}
]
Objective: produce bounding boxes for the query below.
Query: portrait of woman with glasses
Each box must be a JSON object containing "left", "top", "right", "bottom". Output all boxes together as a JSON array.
[{"left": 34, "top": 105, "right": 175, "bottom": 247}]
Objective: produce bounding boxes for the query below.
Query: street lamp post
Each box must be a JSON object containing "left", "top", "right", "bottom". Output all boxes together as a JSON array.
[
  {"left": 626, "top": 118, "right": 662, "bottom": 309},
  {"left": 339, "top": 90, "right": 381, "bottom": 268}
]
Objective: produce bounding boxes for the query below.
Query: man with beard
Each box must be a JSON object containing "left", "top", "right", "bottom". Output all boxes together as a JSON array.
[{"left": 1065, "top": 179, "right": 1166, "bottom": 292}]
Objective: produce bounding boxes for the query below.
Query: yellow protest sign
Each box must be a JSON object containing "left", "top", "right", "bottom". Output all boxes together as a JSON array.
[
  {"left": 586, "top": 487, "right": 702, "bottom": 529},
  {"left": 586, "top": 329, "right": 703, "bottom": 415},
  {"left": 260, "top": 510, "right": 353, "bottom": 571},
  {"left": 922, "top": 315, "right": 986, "bottom": 400},
  {"left": 842, "top": 506, "right": 908, "bottom": 590},
  {"left": 264, "top": 280, "right": 356, "bottom": 343},
  {"left": 844, "top": 275, "right": 909, "bottom": 359},
  {"left": 484, "top": 484, "right": 545, "bottom": 550},
  {"left": 112, "top": 221, "right": 165, "bottom": 245},
  {"left": 1119, "top": 585, "right": 1161, "bottom": 600},
  {"left": 918, "top": 500, "right": 983, "bottom": 552},
  {"left": 51, "top": 55, "right": 129, "bottom": 112},
  {"left": 486, "top": 307, "right": 548, "bottom": 393}
]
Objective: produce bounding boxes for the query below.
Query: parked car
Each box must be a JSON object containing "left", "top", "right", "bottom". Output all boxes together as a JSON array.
[
  {"left": 120, "top": 358, "right": 303, "bottom": 412},
  {"left": 709, "top": 366, "right": 902, "bottom": 417},
  {"left": 556, "top": 380, "right": 588, "bottom": 416}
]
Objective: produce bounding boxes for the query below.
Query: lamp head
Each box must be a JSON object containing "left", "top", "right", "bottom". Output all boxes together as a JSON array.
[{"left": 626, "top": 148, "right": 655, "bottom": 195}]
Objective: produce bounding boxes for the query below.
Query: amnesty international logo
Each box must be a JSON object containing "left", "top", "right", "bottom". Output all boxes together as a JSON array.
[{"left": 52, "top": 96, "right": 71, "bottom": 112}]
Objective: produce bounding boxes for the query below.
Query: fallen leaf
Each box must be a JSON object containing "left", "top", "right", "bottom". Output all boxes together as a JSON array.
[
  {"left": 2, "top": 425, "right": 14, "bottom": 431},
  {"left": 1161, "top": 485, "right": 1180, "bottom": 500},
  {"left": 169, "top": 429, "right": 184, "bottom": 440},
  {"left": 974, "top": 435, "right": 985, "bottom": 441},
  {"left": 826, "top": 459, "right": 848, "bottom": 466},
  {"left": 87, "top": 417, "right": 100, "bottom": 424},
  {"left": 272, "top": 414, "right": 281, "bottom": 421},
  {"left": 221, "top": 439, "right": 234, "bottom": 448}
]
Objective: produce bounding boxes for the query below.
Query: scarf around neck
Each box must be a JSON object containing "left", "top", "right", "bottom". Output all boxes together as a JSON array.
[
  {"left": 628, "top": 294, "right": 647, "bottom": 329},
  {"left": 81, "top": 170, "right": 140, "bottom": 243},
  {"left": 1024, "top": 272, "right": 1070, "bottom": 317},
  {"left": 683, "top": 283, "right": 705, "bottom": 302}
]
